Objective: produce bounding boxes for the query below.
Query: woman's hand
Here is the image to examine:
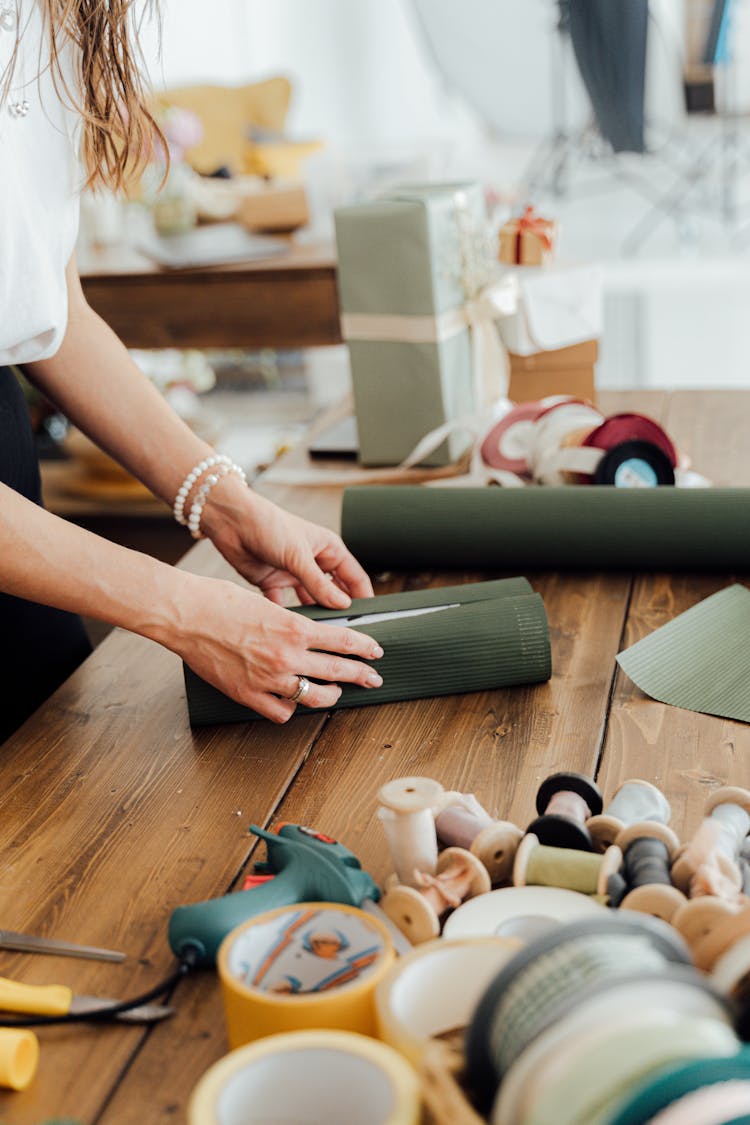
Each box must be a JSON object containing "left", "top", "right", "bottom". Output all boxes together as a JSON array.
[
  {"left": 200, "top": 476, "right": 374, "bottom": 610},
  {"left": 171, "top": 573, "right": 384, "bottom": 724}
]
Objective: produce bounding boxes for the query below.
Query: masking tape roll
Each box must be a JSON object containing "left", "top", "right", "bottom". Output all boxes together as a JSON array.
[
  {"left": 0, "top": 1028, "right": 39, "bottom": 1091},
  {"left": 375, "top": 937, "right": 521, "bottom": 1067},
  {"left": 217, "top": 903, "right": 395, "bottom": 1047},
  {"left": 442, "top": 885, "right": 606, "bottom": 943},
  {"left": 187, "top": 1029, "right": 421, "bottom": 1125}
]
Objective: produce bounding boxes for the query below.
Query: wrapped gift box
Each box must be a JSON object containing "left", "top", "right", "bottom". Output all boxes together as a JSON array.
[
  {"left": 497, "top": 264, "right": 602, "bottom": 401},
  {"left": 334, "top": 182, "right": 491, "bottom": 467},
  {"left": 498, "top": 207, "right": 557, "bottom": 266}
]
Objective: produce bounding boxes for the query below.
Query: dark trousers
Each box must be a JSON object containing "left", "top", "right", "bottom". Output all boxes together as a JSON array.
[{"left": 0, "top": 367, "right": 91, "bottom": 743}]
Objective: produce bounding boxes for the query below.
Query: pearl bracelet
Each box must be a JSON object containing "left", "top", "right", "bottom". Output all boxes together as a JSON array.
[
  {"left": 187, "top": 461, "right": 248, "bottom": 540},
  {"left": 173, "top": 454, "right": 231, "bottom": 526}
]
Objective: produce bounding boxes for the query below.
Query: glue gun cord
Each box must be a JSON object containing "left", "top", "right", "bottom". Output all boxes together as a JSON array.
[{"left": 0, "top": 948, "right": 199, "bottom": 1026}]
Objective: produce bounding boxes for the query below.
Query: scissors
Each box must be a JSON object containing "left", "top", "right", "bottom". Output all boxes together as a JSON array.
[
  {"left": 0, "top": 929, "right": 125, "bottom": 963},
  {"left": 0, "top": 977, "right": 172, "bottom": 1023}
]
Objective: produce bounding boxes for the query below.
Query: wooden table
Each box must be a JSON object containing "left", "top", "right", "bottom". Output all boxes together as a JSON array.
[
  {"left": 1, "top": 390, "right": 748, "bottom": 1123},
  {"left": 78, "top": 240, "right": 341, "bottom": 350}
]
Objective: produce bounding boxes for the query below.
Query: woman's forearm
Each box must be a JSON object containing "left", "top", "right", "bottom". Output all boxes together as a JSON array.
[
  {"left": 23, "top": 256, "right": 214, "bottom": 508},
  {"left": 0, "top": 481, "right": 189, "bottom": 643}
]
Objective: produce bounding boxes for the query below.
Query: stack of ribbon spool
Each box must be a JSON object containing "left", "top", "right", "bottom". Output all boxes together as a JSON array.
[
  {"left": 189, "top": 774, "right": 750, "bottom": 1124},
  {"left": 479, "top": 397, "right": 709, "bottom": 489},
  {"left": 371, "top": 774, "right": 750, "bottom": 1124}
]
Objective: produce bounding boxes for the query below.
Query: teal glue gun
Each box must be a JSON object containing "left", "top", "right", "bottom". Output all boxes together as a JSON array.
[{"left": 168, "top": 823, "right": 382, "bottom": 967}]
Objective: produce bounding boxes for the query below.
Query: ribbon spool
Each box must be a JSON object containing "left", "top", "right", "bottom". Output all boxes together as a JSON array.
[
  {"left": 374, "top": 937, "right": 520, "bottom": 1066},
  {"left": 583, "top": 413, "right": 678, "bottom": 468},
  {"left": 435, "top": 796, "right": 523, "bottom": 884},
  {"left": 605, "top": 1049, "right": 750, "bottom": 1125},
  {"left": 442, "top": 884, "right": 606, "bottom": 943},
  {"left": 187, "top": 1030, "right": 421, "bottom": 1125},
  {"left": 527, "top": 400, "right": 605, "bottom": 486},
  {"left": 377, "top": 777, "right": 444, "bottom": 888},
  {"left": 493, "top": 971, "right": 736, "bottom": 1125},
  {"left": 587, "top": 779, "right": 671, "bottom": 853},
  {"left": 217, "top": 903, "right": 395, "bottom": 1047},
  {"left": 465, "top": 913, "right": 692, "bottom": 1106},
  {"left": 592, "top": 440, "right": 676, "bottom": 488},
  {"left": 617, "top": 822, "right": 686, "bottom": 923},
  {"left": 513, "top": 834, "right": 621, "bottom": 897},
  {"left": 673, "top": 786, "right": 750, "bottom": 902},
  {"left": 525, "top": 771, "right": 602, "bottom": 851},
  {"left": 479, "top": 400, "right": 544, "bottom": 475},
  {"left": 380, "top": 847, "right": 490, "bottom": 945},
  {"left": 674, "top": 899, "right": 750, "bottom": 973},
  {"left": 505, "top": 1009, "right": 739, "bottom": 1125}
]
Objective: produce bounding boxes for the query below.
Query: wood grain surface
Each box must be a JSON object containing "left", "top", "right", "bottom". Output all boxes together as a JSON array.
[{"left": 0, "top": 391, "right": 746, "bottom": 1123}]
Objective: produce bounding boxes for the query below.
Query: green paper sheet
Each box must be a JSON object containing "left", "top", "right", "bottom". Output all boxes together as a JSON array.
[
  {"left": 184, "top": 578, "right": 551, "bottom": 725},
  {"left": 616, "top": 584, "right": 750, "bottom": 723},
  {"left": 341, "top": 487, "right": 750, "bottom": 571}
]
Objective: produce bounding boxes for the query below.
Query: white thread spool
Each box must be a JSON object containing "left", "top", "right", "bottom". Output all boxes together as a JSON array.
[
  {"left": 706, "top": 787, "right": 750, "bottom": 863},
  {"left": 588, "top": 779, "right": 671, "bottom": 853},
  {"left": 377, "top": 777, "right": 443, "bottom": 888}
]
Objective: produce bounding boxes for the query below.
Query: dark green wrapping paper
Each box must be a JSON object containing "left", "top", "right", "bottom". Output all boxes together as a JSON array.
[
  {"left": 341, "top": 487, "right": 750, "bottom": 571},
  {"left": 184, "top": 578, "right": 551, "bottom": 725}
]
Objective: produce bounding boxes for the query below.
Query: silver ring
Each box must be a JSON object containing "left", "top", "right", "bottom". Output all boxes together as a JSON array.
[{"left": 289, "top": 675, "right": 310, "bottom": 703}]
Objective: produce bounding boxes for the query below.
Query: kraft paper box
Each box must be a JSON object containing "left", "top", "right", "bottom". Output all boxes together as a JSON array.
[
  {"left": 498, "top": 208, "right": 558, "bottom": 266},
  {"left": 334, "top": 183, "right": 489, "bottom": 467},
  {"left": 508, "top": 340, "right": 598, "bottom": 404}
]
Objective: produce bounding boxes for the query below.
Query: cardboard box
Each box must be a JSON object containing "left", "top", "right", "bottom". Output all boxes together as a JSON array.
[
  {"left": 508, "top": 339, "right": 598, "bottom": 404},
  {"left": 237, "top": 184, "right": 309, "bottom": 232},
  {"left": 498, "top": 209, "right": 557, "bottom": 266}
]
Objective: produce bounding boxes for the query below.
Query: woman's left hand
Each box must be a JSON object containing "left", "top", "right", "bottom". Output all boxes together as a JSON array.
[{"left": 200, "top": 475, "right": 374, "bottom": 609}]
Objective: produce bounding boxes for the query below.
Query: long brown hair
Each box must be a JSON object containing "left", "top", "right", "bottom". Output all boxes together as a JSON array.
[{"left": 14, "top": 1, "right": 166, "bottom": 190}]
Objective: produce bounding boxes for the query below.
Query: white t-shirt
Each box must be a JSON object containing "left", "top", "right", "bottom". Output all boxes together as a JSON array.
[{"left": 0, "top": 1, "right": 82, "bottom": 365}]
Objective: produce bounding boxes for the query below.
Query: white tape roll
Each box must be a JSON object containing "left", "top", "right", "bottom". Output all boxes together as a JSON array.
[
  {"left": 375, "top": 937, "right": 521, "bottom": 1066},
  {"left": 442, "top": 885, "right": 606, "bottom": 941},
  {"left": 188, "top": 1030, "right": 421, "bottom": 1125}
]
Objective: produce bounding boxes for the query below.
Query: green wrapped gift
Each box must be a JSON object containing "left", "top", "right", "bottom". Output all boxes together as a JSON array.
[
  {"left": 183, "top": 578, "right": 551, "bottom": 725},
  {"left": 334, "top": 182, "right": 493, "bottom": 467}
]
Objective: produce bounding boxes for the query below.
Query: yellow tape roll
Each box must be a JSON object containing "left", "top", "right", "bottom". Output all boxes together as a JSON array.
[
  {"left": 188, "top": 1030, "right": 421, "bottom": 1125},
  {"left": 217, "top": 903, "right": 395, "bottom": 1048},
  {"left": 375, "top": 937, "right": 520, "bottom": 1067}
]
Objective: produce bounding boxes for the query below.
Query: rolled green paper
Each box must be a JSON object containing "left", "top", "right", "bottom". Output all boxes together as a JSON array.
[
  {"left": 183, "top": 578, "right": 551, "bottom": 725},
  {"left": 341, "top": 487, "right": 750, "bottom": 571}
]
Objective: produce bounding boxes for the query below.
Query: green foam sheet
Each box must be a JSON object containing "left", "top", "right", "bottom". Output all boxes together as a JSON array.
[
  {"left": 616, "top": 584, "right": 750, "bottom": 723},
  {"left": 340, "top": 487, "right": 750, "bottom": 571},
  {"left": 184, "top": 577, "right": 551, "bottom": 726}
]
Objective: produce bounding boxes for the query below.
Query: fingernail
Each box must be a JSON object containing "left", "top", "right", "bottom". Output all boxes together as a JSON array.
[
  {"left": 372, "top": 644, "right": 384, "bottom": 658},
  {"left": 367, "top": 671, "right": 383, "bottom": 687}
]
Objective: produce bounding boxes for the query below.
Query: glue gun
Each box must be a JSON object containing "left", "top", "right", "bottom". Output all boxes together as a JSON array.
[{"left": 168, "top": 823, "right": 388, "bottom": 967}]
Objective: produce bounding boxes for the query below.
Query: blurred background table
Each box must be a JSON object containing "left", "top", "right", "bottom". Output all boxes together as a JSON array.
[{"left": 78, "top": 239, "right": 341, "bottom": 350}]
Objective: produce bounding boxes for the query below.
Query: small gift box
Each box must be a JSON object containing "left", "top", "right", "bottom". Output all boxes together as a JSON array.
[
  {"left": 334, "top": 183, "right": 505, "bottom": 467},
  {"left": 498, "top": 206, "right": 557, "bottom": 266}
]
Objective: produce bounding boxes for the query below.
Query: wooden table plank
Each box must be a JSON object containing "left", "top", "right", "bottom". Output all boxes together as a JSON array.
[
  {"left": 598, "top": 390, "right": 750, "bottom": 840},
  {"left": 0, "top": 544, "right": 331, "bottom": 1124}
]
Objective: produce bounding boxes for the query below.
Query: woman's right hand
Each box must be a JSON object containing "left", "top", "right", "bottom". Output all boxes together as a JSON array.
[{"left": 167, "top": 573, "right": 384, "bottom": 723}]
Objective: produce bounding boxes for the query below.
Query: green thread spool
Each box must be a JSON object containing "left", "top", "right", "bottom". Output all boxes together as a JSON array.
[
  {"left": 606, "top": 1048, "right": 750, "bottom": 1125},
  {"left": 514, "top": 833, "right": 622, "bottom": 896}
]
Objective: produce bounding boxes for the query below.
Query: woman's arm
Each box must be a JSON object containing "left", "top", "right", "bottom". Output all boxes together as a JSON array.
[
  {"left": 24, "top": 255, "right": 375, "bottom": 610},
  {"left": 0, "top": 482, "right": 383, "bottom": 722}
]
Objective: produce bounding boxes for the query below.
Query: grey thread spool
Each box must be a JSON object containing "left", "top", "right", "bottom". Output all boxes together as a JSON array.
[
  {"left": 587, "top": 779, "right": 671, "bottom": 853},
  {"left": 526, "top": 771, "right": 602, "bottom": 852},
  {"left": 618, "top": 822, "right": 686, "bottom": 923}
]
